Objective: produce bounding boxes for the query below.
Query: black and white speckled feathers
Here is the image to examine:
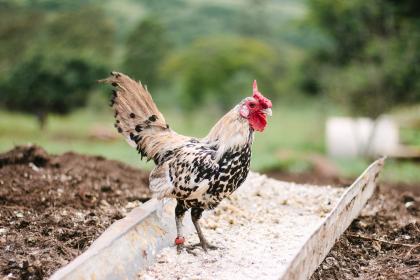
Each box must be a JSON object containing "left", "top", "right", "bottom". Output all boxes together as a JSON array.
[
  {"left": 100, "top": 72, "right": 256, "bottom": 211},
  {"left": 162, "top": 137, "right": 252, "bottom": 210},
  {"left": 175, "top": 141, "right": 252, "bottom": 210}
]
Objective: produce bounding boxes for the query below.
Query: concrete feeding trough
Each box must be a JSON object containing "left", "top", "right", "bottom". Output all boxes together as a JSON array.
[{"left": 51, "top": 158, "right": 385, "bottom": 280}]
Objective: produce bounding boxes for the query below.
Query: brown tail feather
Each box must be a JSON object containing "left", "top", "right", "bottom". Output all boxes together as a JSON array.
[
  {"left": 98, "top": 71, "right": 166, "bottom": 125},
  {"left": 98, "top": 72, "right": 187, "bottom": 163}
]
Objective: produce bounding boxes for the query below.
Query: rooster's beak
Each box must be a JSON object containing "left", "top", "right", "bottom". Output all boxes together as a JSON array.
[{"left": 262, "top": 108, "right": 272, "bottom": 116}]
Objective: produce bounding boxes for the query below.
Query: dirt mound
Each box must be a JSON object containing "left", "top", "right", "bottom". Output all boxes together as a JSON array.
[
  {"left": 312, "top": 187, "right": 419, "bottom": 280},
  {"left": 0, "top": 145, "right": 50, "bottom": 169},
  {"left": 0, "top": 145, "right": 150, "bottom": 279},
  {"left": 265, "top": 170, "right": 353, "bottom": 187}
]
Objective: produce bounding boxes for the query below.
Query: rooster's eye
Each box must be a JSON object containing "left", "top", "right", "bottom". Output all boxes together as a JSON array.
[{"left": 249, "top": 103, "right": 256, "bottom": 108}]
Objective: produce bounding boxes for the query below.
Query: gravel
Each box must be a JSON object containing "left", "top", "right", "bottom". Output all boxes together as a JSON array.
[{"left": 138, "top": 173, "right": 344, "bottom": 280}]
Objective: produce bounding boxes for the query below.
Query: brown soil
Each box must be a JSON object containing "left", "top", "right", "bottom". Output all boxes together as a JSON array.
[
  {"left": 265, "top": 170, "right": 353, "bottom": 187},
  {"left": 1, "top": 146, "right": 419, "bottom": 279},
  {"left": 0, "top": 145, "right": 150, "bottom": 279},
  {"left": 311, "top": 186, "right": 419, "bottom": 280}
]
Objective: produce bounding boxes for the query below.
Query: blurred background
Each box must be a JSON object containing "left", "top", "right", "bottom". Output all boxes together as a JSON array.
[{"left": 0, "top": 0, "right": 419, "bottom": 184}]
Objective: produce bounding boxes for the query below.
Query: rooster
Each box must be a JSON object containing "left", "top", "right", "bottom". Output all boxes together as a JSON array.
[{"left": 99, "top": 72, "right": 272, "bottom": 252}]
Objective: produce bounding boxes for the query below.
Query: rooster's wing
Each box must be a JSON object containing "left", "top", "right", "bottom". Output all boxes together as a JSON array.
[{"left": 149, "top": 140, "right": 220, "bottom": 199}]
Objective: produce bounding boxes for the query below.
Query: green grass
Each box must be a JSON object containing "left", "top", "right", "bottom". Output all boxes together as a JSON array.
[
  {"left": 0, "top": 109, "right": 154, "bottom": 170},
  {"left": 1, "top": 101, "right": 419, "bottom": 184},
  {"left": 0, "top": 101, "right": 325, "bottom": 170}
]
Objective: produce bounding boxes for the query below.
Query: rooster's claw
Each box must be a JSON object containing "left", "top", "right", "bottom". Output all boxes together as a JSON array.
[{"left": 186, "top": 241, "right": 219, "bottom": 252}]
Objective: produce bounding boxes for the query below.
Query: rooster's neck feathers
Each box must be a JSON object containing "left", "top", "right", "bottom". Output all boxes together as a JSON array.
[{"left": 204, "top": 105, "right": 253, "bottom": 160}]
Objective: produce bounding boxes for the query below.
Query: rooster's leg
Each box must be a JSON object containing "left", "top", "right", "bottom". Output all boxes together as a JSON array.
[
  {"left": 189, "top": 207, "right": 218, "bottom": 252},
  {"left": 175, "top": 200, "right": 188, "bottom": 254}
]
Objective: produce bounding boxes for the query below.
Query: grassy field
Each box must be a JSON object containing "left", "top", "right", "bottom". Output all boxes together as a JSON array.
[{"left": 1, "top": 101, "right": 419, "bottom": 184}]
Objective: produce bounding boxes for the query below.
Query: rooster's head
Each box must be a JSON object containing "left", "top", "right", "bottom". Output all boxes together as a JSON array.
[{"left": 239, "top": 80, "right": 272, "bottom": 132}]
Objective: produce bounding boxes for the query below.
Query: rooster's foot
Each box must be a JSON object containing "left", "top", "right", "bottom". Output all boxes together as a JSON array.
[
  {"left": 185, "top": 241, "right": 219, "bottom": 252},
  {"left": 177, "top": 244, "right": 198, "bottom": 255},
  {"left": 175, "top": 244, "right": 198, "bottom": 255}
]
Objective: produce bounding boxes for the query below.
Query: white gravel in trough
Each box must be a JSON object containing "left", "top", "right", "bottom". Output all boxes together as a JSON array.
[{"left": 138, "top": 173, "right": 344, "bottom": 280}]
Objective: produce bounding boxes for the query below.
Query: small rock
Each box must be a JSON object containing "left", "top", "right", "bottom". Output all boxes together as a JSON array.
[
  {"left": 29, "top": 162, "right": 41, "bottom": 172},
  {"left": 355, "top": 220, "right": 368, "bottom": 229},
  {"left": 15, "top": 212, "right": 24, "bottom": 218},
  {"left": 101, "top": 185, "right": 112, "bottom": 192},
  {"left": 372, "top": 240, "right": 381, "bottom": 251},
  {"left": 403, "top": 235, "right": 411, "bottom": 240},
  {"left": 405, "top": 201, "right": 415, "bottom": 210},
  {"left": 126, "top": 201, "right": 140, "bottom": 209}
]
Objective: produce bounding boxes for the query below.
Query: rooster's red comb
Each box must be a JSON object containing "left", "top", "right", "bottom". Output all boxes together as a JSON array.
[{"left": 252, "top": 80, "right": 272, "bottom": 109}]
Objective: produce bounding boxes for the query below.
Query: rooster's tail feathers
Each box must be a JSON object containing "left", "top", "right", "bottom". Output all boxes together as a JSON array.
[
  {"left": 98, "top": 71, "right": 166, "bottom": 125},
  {"left": 99, "top": 72, "right": 181, "bottom": 162}
]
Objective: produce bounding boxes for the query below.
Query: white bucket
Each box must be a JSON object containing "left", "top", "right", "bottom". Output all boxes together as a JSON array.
[{"left": 326, "top": 116, "right": 399, "bottom": 158}]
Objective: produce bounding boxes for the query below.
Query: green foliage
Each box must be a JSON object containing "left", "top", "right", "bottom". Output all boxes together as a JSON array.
[
  {"left": 0, "top": 5, "right": 115, "bottom": 74},
  {"left": 133, "top": 0, "right": 308, "bottom": 49},
  {"left": 308, "top": 0, "right": 420, "bottom": 64},
  {"left": 0, "top": 0, "right": 310, "bottom": 115},
  {"left": 122, "top": 17, "right": 171, "bottom": 89},
  {"left": 322, "top": 63, "right": 391, "bottom": 118},
  {"left": 162, "top": 37, "right": 280, "bottom": 110},
  {"left": 303, "top": 0, "right": 420, "bottom": 118},
  {"left": 0, "top": 0, "right": 100, "bottom": 11},
  {"left": 308, "top": 0, "right": 388, "bottom": 64},
  {"left": 41, "top": 7, "right": 116, "bottom": 60},
  {"left": 236, "top": 0, "right": 272, "bottom": 38},
  {"left": 0, "top": 4, "right": 115, "bottom": 127},
  {"left": 0, "top": 7, "right": 45, "bottom": 76},
  {"left": 0, "top": 53, "right": 106, "bottom": 128}
]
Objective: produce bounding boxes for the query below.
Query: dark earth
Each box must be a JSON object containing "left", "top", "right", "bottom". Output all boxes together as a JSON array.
[
  {"left": 0, "top": 145, "right": 419, "bottom": 279},
  {"left": 311, "top": 187, "right": 419, "bottom": 280},
  {"left": 0, "top": 145, "right": 150, "bottom": 279}
]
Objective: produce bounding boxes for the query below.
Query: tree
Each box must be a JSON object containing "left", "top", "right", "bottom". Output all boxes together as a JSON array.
[
  {"left": 161, "top": 36, "right": 280, "bottom": 110},
  {"left": 0, "top": 4, "right": 115, "bottom": 128},
  {"left": 236, "top": 0, "right": 271, "bottom": 39},
  {"left": 122, "top": 17, "right": 171, "bottom": 89},
  {"left": 0, "top": 53, "right": 106, "bottom": 128},
  {"left": 43, "top": 6, "right": 115, "bottom": 61},
  {"left": 0, "top": 4, "right": 115, "bottom": 74},
  {"left": 0, "top": 7, "right": 45, "bottom": 77},
  {"left": 301, "top": 0, "right": 420, "bottom": 117}
]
